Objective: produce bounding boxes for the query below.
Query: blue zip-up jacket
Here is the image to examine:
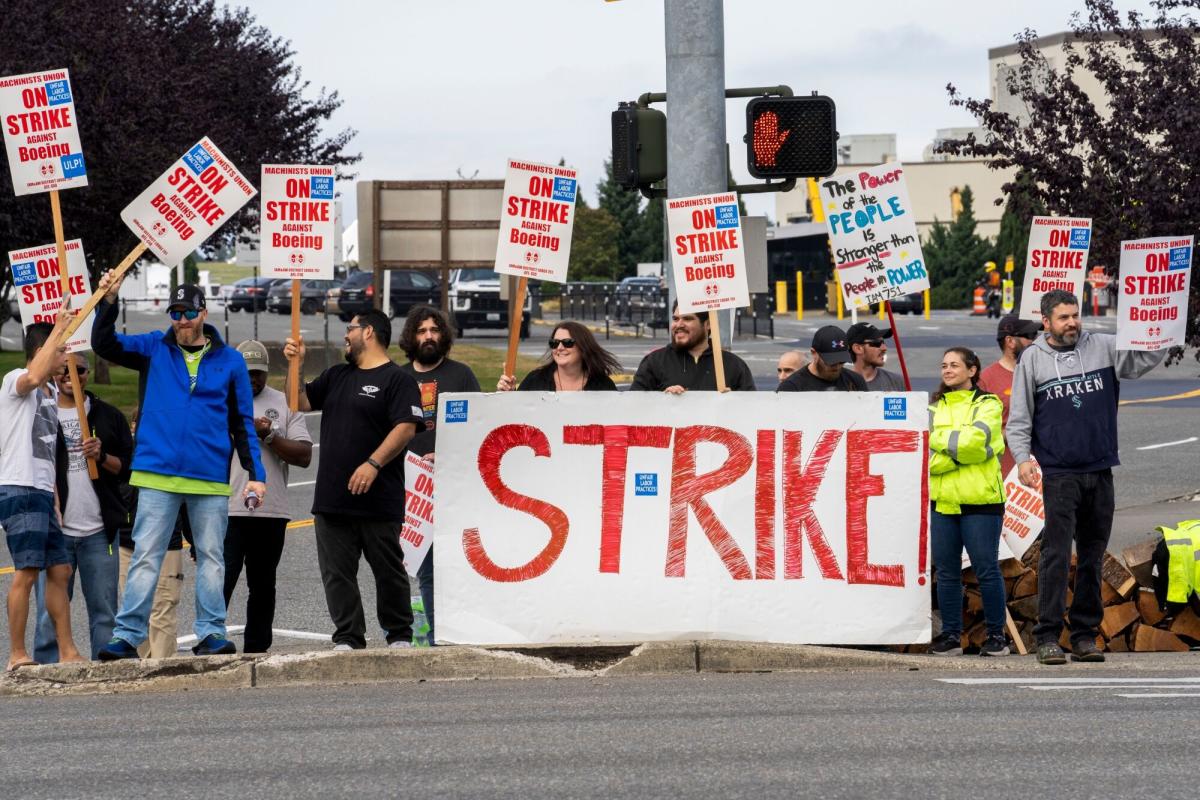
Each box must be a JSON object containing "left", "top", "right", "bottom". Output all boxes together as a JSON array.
[{"left": 92, "top": 299, "right": 264, "bottom": 485}]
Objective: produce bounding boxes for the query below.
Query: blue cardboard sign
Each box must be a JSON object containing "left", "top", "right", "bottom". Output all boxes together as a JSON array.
[
  {"left": 634, "top": 473, "right": 658, "bottom": 496},
  {"left": 60, "top": 153, "right": 86, "bottom": 179},
  {"left": 883, "top": 397, "right": 907, "bottom": 420},
  {"left": 183, "top": 143, "right": 214, "bottom": 175},
  {"left": 715, "top": 204, "right": 739, "bottom": 228},
  {"left": 11, "top": 261, "right": 37, "bottom": 287},
  {"left": 552, "top": 177, "right": 577, "bottom": 203},
  {"left": 45, "top": 79, "right": 72, "bottom": 106},
  {"left": 310, "top": 176, "right": 334, "bottom": 200},
  {"left": 1169, "top": 246, "right": 1192, "bottom": 270},
  {"left": 445, "top": 400, "right": 468, "bottom": 423},
  {"left": 1069, "top": 227, "right": 1091, "bottom": 249}
]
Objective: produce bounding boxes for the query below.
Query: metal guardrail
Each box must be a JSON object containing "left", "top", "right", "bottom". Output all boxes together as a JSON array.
[{"left": 549, "top": 282, "right": 773, "bottom": 340}]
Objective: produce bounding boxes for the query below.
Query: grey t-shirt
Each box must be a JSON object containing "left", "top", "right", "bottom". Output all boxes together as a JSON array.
[
  {"left": 864, "top": 367, "right": 906, "bottom": 392},
  {"left": 228, "top": 385, "right": 312, "bottom": 519}
]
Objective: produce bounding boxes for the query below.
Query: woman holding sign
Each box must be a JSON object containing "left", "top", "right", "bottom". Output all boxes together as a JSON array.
[
  {"left": 497, "top": 322, "right": 621, "bottom": 392},
  {"left": 927, "top": 347, "right": 1009, "bottom": 657}
]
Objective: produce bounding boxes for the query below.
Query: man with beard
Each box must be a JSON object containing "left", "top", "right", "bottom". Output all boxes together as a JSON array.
[
  {"left": 284, "top": 310, "right": 425, "bottom": 650},
  {"left": 1008, "top": 290, "right": 1164, "bottom": 665},
  {"left": 777, "top": 326, "right": 867, "bottom": 392},
  {"left": 630, "top": 305, "right": 755, "bottom": 392},
  {"left": 397, "top": 305, "right": 479, "bottom": 644},
  {"left": 978, "top": 314, "right": 1042, "bottom": 476},
  {"left": 845, "top": 322, "right": 905, "bottom": 391}
]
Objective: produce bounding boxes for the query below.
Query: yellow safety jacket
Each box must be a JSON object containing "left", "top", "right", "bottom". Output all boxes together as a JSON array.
[
  {"left": 929, "top": 389, "right": 1006, "bottom": 514},
  {"left": 1160, "top": 520, "right": 1200, "bottom": 604}
]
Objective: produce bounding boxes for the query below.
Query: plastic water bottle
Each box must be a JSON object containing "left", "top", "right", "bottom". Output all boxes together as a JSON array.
[
  {"left": 245, "top": 491, "right": 261, "bottom": 512},
  {"left": 411, "top": 596, "right": 431, "bottom": 647}
]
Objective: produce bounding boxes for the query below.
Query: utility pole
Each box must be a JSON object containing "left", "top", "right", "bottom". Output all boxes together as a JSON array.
[{"left": 664, "top": 0, "right": 731, "bottom": 346}]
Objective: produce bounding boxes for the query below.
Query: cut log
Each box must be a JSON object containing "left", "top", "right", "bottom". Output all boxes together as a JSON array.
[
  {"left": 1101, "top": 553, "right": 1136, "bottom": 597},
  {"left": 1000, "top": 558, "right": 1026, "bottom": 579},
  {"left": 962, "top": 567, "right": 978, "bottom": 586},
  {"left": 966, "top": 621, "right": 988, "bottom": 650},
  {"left": 1011, "top": 570, "right": 1038, "bottom": 599},
  {"left": 1099, "top": 601, "right": 1139, "bottom": 640},
  {"left": 1122, "top": 535, "right": 1161, "bottom": 589},
  {"left": 1021, "top": 539, "right": 1042, "bottom": 568},
  {"left": 1108, "top": 629, "right": 1131, "bottom": 652},
  {"left": 1133, "top": 624, "right": 1189, "bottom": 653},
  {"left": 1168, "top": 608, "right": 1200, "bottom": 643},
  {"left": 1135, "top": 588, "right": 1166, "bottom": 627},
  {"left": 1009, "top": 595, "right": 1041, "bottom": 622},
  {"left": 965, "top": 588, "right": 983, "bottom": 616},
  {"left": 1101, "top": 580, "right": 1122, "bottom": 607}
]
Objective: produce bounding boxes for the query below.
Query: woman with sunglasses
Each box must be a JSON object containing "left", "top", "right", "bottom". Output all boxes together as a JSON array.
[{"left": 497, "top": 321, "right": 622, "bottom": 392}]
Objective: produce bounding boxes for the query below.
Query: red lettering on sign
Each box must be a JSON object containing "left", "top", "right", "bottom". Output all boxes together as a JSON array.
[
  {"left": 782, "top": 430, "right": 844, "bottom": 580},
  {"left": 844, "top": 430, "right": 915, "bottom": 587},
  {"left": 755, "top": 429, "right": 776, "bottom": 580},
  {"left": 667, "top": 426, "right": 753, "bottom": 579}
]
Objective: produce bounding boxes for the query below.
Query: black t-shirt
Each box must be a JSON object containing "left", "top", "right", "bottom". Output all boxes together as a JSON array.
[
  {"left": 518, "top": 365, "right": 618, "bottom": 392},
  {"left": 398, "top": 358, "right": 481, "bottom": 456},
  {"left": 776, "top": 366, "right": 868, "bottom": 392},
  {"left": 629, "top": 346, "right": 756, "bottom": 391},
  {"left": 306, "top": 361, "right": 424, "bottom": 520}
]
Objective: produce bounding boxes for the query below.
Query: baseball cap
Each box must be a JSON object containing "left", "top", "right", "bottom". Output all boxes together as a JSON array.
[
  {"left": 237, "top": 340, "right": 270, "bottom": 372},
  {"left": 811, "top": 325, "right": 852, "bottom": 364},
  {"left": 845, "top": 322, "right": 893, "bottom": 347},
  {"left": 168, "top": 284, "right": 207, "bottom": 312},
  {"left": 996, "top": 314, "right": 1041, "bottom": 340}
]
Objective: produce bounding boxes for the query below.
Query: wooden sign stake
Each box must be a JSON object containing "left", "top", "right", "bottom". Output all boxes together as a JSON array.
[
  {"left": 62, "top": 242, "right": 148, "bottom": 341},
  {"left": 287, "top": 278, "right": 301, "bottom": 411},
  {"left": 503, "top": 276, "right": 528, "bottom": 380},
  {"left": 708, "top": 311, "right": 728, "bottom": 392}
]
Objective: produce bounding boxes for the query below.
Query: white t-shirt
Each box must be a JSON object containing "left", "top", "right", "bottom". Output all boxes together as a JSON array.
[
  {"left": 228, "top": 385, "right": 312, "bottom": 519},
  {"left": 0, "top": 368, "right": 58, "bottom": 492},
  {"left": 58, "top": 403, "right": 105, "bottom": 538}
]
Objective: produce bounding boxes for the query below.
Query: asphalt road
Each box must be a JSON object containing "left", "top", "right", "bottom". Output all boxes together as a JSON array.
[{"left": 4, "top": 668, "right": 1200, "bottom": 799}]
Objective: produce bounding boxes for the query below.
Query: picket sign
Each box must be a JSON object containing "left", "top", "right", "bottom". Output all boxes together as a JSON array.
[
  {"left": 1116, "top": 235, "right": 1192, "bottom": 351},
  {"left": 1019, "top": 216, "right": 1092, "bottom": 321},
  {"left": 400, "top": 452, "right": 435, "bottom": 577}
]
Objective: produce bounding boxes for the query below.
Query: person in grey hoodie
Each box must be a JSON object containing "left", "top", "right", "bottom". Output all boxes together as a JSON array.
[{"left": 1007, "top": 289, "right": 1165, "bottom": 665}]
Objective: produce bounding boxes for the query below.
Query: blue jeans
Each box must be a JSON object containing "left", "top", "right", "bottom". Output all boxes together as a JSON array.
[
  {"left": 113, "top": 489, "right": 229, "bottom": 647},
  {"left": 931, "top": 509, "right": 1007, "bottom": 637},
  {"left": 417, "top": 550, "right": 434, "bottom": 646},
  {"left": 32, "top": 530, "right": 118, "bottom": 661}
]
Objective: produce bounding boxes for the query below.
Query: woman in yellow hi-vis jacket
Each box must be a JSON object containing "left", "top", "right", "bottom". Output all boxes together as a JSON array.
[{"left": 928, "top": 347, "right": 1008, "bottom": 657}]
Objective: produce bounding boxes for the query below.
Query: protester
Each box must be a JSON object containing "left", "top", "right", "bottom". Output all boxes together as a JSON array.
[
  {"left": 118, "top": 494, "right": 189, "bottom": 659},
  {"left": 1008, "top": 289, "right": 1165, "bottom": 665},
  {"left": 398, "top": 306, "right": 480, "bottom": 645},
  {"left": 927, "top": 347, "right": 1009, "bottom": 657},
  {"left": 630, "top": 305, "right": 755, "bottom": 392},
  {"left": 285, "top": 310, "right": 424, "bottom": 650},
  {"left": 777, "top": 326, "right": 867, "bottom": 392},
  {"left": 977, "top": 314, "right": 1042, "bottom": 476},
  {"left": 223, "top": 341, "right": 312, "bottom": 654},
  {"left": 775, "top": 350, "right": 805, "bottom": 382},
  {"left": 498, "top": 322, "right": 621, "bottom": 391},
  {"left": 92, "top": 277, "right": 266, "bottom": 660},
  {"left": 31, "top": 352, "right": 132, "bottom": 662},
  {"left": 0, "top": 316, "right": 85, "bottom": 670},
  {"left": 846, "top": 322, "right": 906, "bottom": 391}
]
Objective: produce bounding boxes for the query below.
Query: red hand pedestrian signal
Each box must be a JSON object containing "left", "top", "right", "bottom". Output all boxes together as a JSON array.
[{"left": 752, "top": 111, "right": 790, "bottom": 168}]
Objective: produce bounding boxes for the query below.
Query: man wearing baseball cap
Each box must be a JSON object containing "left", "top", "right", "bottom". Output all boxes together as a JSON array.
[
  {"left": 846, "top": 322, "right": 905, "bottom": 391},
  {"left": 91, "top": 276, "right": 266, "bottom": 659},
  {"left": 978, "top": 314, "right": 1042, "bottom": 475},
  {"left": 224, "top": 341, "right": 312, "bottom": 653},
  {"left": 777, "top": 325, "right": 867, "bottom": 392}
]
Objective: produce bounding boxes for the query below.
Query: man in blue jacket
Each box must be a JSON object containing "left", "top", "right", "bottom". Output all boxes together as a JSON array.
[{"left": 91, "top": 276, "right": 266, "bottom": 659}]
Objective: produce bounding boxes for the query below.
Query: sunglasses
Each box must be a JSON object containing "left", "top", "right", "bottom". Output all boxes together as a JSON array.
[
  {"left": 168, "top": 309, "right": 201, "bottom": 321},
  {"left": 862, "top": 339, "right": 885, "bottom": 348},
  {"left": 58, "top": 365, "right": 88, "bottom": 378},
  {"left": 548, "top": 338, "right": 576, "bottom": 350}
]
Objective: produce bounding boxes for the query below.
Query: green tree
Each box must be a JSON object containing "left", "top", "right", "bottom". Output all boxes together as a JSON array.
[
  {"left": 923, "top": 186, "right": 995, "bottom": 308},
  {"left": 568, "top": 205, "right": 621, "bottom": 282},
  {"left": 991, "top": 170, "right": 1046, "bottom": 289},
  {"left": 635, "top": 196, "right": 664, "bottom": 265},
  {"left": 596, "top": 159, "right": 641, "bottom": 278}
]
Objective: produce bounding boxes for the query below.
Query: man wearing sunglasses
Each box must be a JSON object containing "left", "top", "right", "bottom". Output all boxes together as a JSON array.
[
  {"left": 91, "top": 277, "right": 266, "bottom": 660},
  {"left": 846, "top": 323, "right": 906, "bottom": 392},
  {"left": 978, "top": 314, "right": 1042, "bottom": 476}
]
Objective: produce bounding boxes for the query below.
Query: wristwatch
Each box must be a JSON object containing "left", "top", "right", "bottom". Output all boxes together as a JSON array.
[{"left": 263, "top": 425, "right": 279, "bottom": 445}]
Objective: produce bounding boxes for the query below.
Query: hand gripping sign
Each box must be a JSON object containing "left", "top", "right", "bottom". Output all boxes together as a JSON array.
[
  {"left": 1019, "top": 216, "right": 1092, "bottom": 321},
  {"left": 818, "top": 164, "right": 929, "bottom": 310},
  {"left": 1117, "top": 235, "right": 1192, "bottom": 351},
  {"left": 433, "top": 391, "right": 930, "bottom": 646},
  {"left": 0, "top": 69, "right": 88, "bottom": 196}
]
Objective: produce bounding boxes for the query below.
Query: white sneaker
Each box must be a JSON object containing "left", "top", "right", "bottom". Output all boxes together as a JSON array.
[
  {"left": 332, "top": 643, "right": 352, "bottom": 651},
  {"left": 389, "top": 641, "right": 413, "bottom": 649}
]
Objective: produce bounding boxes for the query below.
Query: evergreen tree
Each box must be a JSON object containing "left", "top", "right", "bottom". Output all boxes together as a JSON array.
[
  {"left": 635, "top": 196, "right": 664, "bottom": 265},
  {"left": 596, "top": 159, "right": 642, "bottom": 278},
  {"left": 991, "top": 170, "right": 1046, "bottom": 289},
  {"left": 923, "top": 186, "right": 995, "bottom": 308},
  {"left": 568, "top": 206, "right": 621, "bottom": 282}
]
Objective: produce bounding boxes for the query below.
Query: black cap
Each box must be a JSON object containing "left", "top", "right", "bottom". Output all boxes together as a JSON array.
[
  {"left": 811, "top": 325, "right": 851, "bottom": 364},
  {"left": 845, "top": 322, "right": 893, "bottom": 347},
  {"left": 996, "top": 314, "right": 1041, "bottom": 340},
  {"left": 168, "top": 284, "right": 206, "bottom": 312}
]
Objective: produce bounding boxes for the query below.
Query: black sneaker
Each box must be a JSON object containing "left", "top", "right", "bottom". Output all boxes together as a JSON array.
[
  {"left": 930, "top": 632, "right": 963, "bottom": 656},
  {"left": 980, "top": 634, "right": 1010, "bottom": 657},
  {"left": 1037, "top": 642, "right": 1067, "bottom": 665},
  {"left": 1071, "top": 639, "right": 1106, "bottom": 663},
  {"left": 193, "top": 634, "right": 237, "bottom": 656}
]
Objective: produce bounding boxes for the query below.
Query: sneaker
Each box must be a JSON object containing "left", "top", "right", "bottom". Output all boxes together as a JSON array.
[
  {"left": 192, "top": 634, "right": 237, "bottom": 656},
  {"left": 930, "top": 632, "right": 963, "bottom": 656},
  {"left": 389, "top": 641, "right": 413, "bottom": 649},
  {"left": 1037, "top": 642, "right": 1067, "bottom": 665},
  {"left": 98, "top": 637, "right": 140, "bottom": 661},
  {"left": 979, "top": 634, "right": 1010, "bottom": 657},
  {"left": 1071, "top": 639, "right": 1106, "bottom": 663},
  {"left": 332, "top": 643, "right": 353, "bottom": 651}
]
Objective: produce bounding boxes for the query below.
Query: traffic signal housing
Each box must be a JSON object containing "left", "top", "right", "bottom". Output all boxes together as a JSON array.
[
  {"left": 745, "top": 95, "right": 837, "bottom": 180},
  {"left": 612, "top": 102, "right": 667, "bottom": 191}
]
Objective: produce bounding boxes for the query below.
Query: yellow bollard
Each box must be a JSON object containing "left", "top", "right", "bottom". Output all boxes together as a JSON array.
[
  {"left": 878, "top": 298, "right": 886, "bottom": 320},
  {"left": 795, "top": 271, "right": 803, "bottom": 321},
  {"left": 923, "top": 288, "right": 931, "bottom": 320},
  {"left": 775, "top": 280, "right": 788, "bottom": 314},
  {"left": 836, "top": 283, "right": 844, "bottom": 320}
]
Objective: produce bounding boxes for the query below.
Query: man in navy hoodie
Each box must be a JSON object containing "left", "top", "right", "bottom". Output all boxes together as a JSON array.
[
  {"left": 1008, "top": 289, "right": 1164, "bottom": 665},
  {"left": 91, "top": 275, "right": 265, "bottom": 659}
]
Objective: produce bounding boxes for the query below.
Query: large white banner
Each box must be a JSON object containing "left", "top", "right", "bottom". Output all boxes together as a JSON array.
[
  {"left": 259, "top": 164, "right": 336, "bottom": 279},
  {"left": 668, "top": 191, "right": 750, "bottom": 313},
  {"left": 0, "top": 68, "right": 88, "bottom": 196},
  {"left": 8, "top": 239, "right": 94, "bottom": 353},
  {"left": 1116, "top": 235, "right": 1192, "bottom": 351},
  {"left": 1019, "top": 216, "right": 1092, "bottom": 320},
  {"left": 494, "top": 159, "right": 577, "bottom": 282},
  {"left": 434, "top": 392, "right": 930, "bottom": 646},
  {"left": 120, "top": 138, "right": 256, "bottom": 268}
]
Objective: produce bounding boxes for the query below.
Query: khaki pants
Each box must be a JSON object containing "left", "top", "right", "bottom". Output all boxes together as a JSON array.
[{"left": 118, "top": 546, "right": 183, "bottom": 658}]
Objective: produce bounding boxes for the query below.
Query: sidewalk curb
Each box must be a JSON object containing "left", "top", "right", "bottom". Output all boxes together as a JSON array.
[{"left": 2, "top": 642, "right": 1196, "bottom": 698}]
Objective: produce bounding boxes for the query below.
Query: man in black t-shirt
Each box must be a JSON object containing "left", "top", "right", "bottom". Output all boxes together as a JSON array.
[
  {"left": 397, "top": 304, "right": 480, "bottom": 644},
  {"left": 630, "top": 305, "right": 755, "bottom": 392},
  {"left": 284, "top": 310, "right": 425, "bottom": 650},
  {"left": 777, "top": 325, "right": 868, "bottom": 392}
]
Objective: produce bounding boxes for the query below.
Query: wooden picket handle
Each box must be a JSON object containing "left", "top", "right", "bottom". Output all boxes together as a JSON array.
[
  {"left": 50, "top": 190, "right": 98, "bottom": 479},
  {"left": 503, "top": 276, "right": 528, "bottom": 380},
  {"left": 709, "top": 309, "right": 728, "bottom": 392},
  {"left": 287, "top": 278, "right": 301, "bottom": 411},
  {"left": 61, "top": 241, "right": 148, "bottom": 341}
]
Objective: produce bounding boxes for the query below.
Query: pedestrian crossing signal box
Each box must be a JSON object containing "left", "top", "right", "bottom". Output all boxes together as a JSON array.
[
  {"left": 744, "top": 95, "right": 838, "bottom": 180},
  {"left": 612, "top": 102, "right": 667, "bottom": 191}
]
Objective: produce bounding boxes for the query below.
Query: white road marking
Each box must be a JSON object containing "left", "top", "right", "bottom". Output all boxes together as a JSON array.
[
  {"left": 288, "top": 480, "right": 316, "bottom": 487},
  {"left": 918, "top": 326, "right": 941, "bottom": 331},
  {"left": 1025, "top": 684, "right": 1200, "bottom": 691},
  {"left": 1118, "top": 693, "right": 1200, "bottom": 698},
  {"left": 938, "top": 677, "right": 1200, "bottom": 685},
  {"left": 1137, "top": 437, "right": 1198, "bottom": 451}
]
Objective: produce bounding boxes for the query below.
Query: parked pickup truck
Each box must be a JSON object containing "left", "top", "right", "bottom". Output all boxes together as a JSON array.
[{"left": 449, "top": 268, "right": 530, "bottom": 338}]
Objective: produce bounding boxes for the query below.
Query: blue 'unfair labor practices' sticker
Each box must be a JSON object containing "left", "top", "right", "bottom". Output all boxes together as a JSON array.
[
  {"left": 11, "top": 261, "right": 37, "bottom": 286},
  {"left": 635, "top": 473, "right": 658, "bottom": 496},
  {"left": 445, "top": 400, "right": 468, "bottom": 423},
  {"left": 183, "top": 143, "right": 214, "bottom": 175},
  {"left": 1069, "top": 227, "right": 1091, "bottom": 249},
  {"left": 310, "top": 176, "right": 334, "bottom": 200},
  {"left": 883, "top": 396, "right": 907, "bottom": 420},
  {"left": 1169, "top": 247, "right": 1191, "bottom": 270},
  {"left": 552, "top": 177, "right": 577, "bottom": 203},
  {"left": 44, "top": 80, "right": 72, "bottom": 106},
  {"left": 60, "top": 153, "right": 86, "bottom": 179},
  {"left": 715, "top": 204, "right": 739, "bottom": 228}
]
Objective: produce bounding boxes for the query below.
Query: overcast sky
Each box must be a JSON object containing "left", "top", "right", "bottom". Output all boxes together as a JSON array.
[{"left": 236, "top": 0, "right": 1158, "bottom": 224}]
